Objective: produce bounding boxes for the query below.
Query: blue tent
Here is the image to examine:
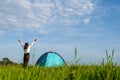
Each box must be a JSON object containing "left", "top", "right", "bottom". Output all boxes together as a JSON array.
[{"left": 36, "top": 51, "right": 66, "bottom": 67}]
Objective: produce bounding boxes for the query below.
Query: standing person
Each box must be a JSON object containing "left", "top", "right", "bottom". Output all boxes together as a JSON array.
[{"left": 18, "top": 39, "right": 37, "bottom": 67}]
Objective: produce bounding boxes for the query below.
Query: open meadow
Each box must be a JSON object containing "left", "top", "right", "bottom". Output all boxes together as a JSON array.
[
  {"left": 0, "top": 50, "right": 120, "bottom": 80},
  {"left": 0, "top": 64, "right": 120, "bottom": 80}
]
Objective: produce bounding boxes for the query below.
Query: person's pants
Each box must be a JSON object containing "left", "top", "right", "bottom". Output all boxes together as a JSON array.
[{"left": 23, "top": 53, "right": 30, "bottom": 67}]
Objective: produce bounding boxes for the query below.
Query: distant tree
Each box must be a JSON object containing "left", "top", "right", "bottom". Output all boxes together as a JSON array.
[
  {"left": 0, "top": 58, "right": 18, "bottom": 65},
  {"left": 2, "top": 58, "right": 10, "bottom": 61},
  {"left": 2, "top": 58, "right": 12, "bottom": 65}
]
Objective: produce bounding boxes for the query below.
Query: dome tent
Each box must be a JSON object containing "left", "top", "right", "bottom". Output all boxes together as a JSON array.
[{"left": 36, "top": 51, "right": 66, "bottom": 67}]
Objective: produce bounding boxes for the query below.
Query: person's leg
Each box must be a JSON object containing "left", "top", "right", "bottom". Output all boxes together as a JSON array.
[
  {"left": 23, "top": 54, "right": 26, "bottom": 67},
  {"left": 26, "top": 53, "right": 30, "bottom": 66},
  {"left": 23, "top": 53, "right": 30, "bottom": 67}
]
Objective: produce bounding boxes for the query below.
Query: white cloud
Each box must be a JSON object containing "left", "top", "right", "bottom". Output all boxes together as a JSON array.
[
  {"left": 0, "top": 0, "right": 96, "bottom": 35},
  {"left": 0, "top": 31, "right": 4, "bottom": 36},
  {"left": 84, "top": 18, "right": 90, "bottom": 24}
]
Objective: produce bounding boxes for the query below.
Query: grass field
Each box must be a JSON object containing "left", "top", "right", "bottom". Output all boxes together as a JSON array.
[
  {"left": 0, "top": 50, "right": 119, "bottom": 80},
  {"left": 0, "top": 64, "right": 120, "bottom": 80}
]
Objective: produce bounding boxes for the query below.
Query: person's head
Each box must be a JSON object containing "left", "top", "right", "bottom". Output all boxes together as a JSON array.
[{"left": 24, "top": 42, "right": 29, "bottom": 49}]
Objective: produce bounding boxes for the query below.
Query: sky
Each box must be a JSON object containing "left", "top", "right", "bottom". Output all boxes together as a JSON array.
[{"left": 0, "top": 0, "right": 120, "bottom": 65}]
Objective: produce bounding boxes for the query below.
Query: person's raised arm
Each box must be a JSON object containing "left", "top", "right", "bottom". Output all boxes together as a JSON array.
[
  {"left": 30, "top": 39, "right": 37, "bottom": 47},
  {"left": 18, "top": 40, "right": 24, "bottom": 48}
]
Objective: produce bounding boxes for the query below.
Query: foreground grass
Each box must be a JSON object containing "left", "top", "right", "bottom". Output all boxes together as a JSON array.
[{"left": 0, "top": 64, "right": 120, "bottom": 80}]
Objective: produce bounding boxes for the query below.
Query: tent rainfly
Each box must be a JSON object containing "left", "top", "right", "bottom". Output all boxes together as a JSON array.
[{"left": 36, "top": 51, "right": 66, "bottom": 67}]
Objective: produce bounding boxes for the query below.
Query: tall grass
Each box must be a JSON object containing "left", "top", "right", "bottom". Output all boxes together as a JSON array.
[
  {"left": 0, "top": 65, "right": 120, "bottom": 80},
  {"left": 0, "top": 50, "right": 120, "bottom": 80},
  {"left": 102, "top": 49, "right": 116, "bottom": 67},
  {"left": 72, "top": 47, "right": 81, "bottom": 65}
]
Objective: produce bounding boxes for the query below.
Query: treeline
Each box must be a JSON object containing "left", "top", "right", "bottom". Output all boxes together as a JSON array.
[{"left": 0, "top": 58, "right": 18, "bottom": 65}]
